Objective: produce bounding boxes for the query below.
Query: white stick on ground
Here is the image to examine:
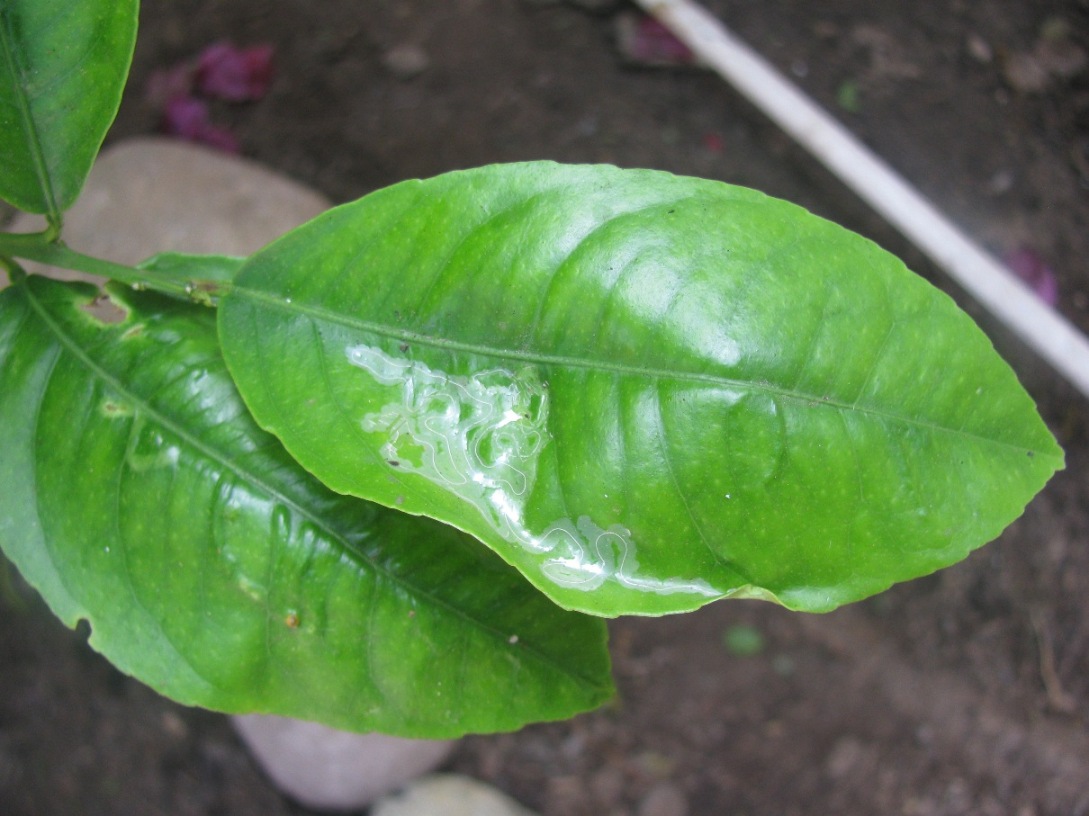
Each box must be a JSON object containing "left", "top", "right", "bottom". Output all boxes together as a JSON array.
[{"left": 635, "top": 0, "right": 1089, "bottom": 401}]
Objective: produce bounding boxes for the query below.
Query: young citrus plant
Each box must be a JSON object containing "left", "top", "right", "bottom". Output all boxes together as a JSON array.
[{"left": 0, "top": 0, "right": 1063, "bottom": 738}]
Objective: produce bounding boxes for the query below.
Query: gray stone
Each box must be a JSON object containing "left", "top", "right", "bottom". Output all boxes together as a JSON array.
[
  {"left": 372, "top": 774, "right": 539, "bottom": 816},
  {"left": 638, "top": 782, "right": 689, "bottom": 816},
  {"left": 233, "top": 716, "right": 456, "bottom": 812},
  {"left": 382, "top": 44, "right": 431, "bottom": 80}
]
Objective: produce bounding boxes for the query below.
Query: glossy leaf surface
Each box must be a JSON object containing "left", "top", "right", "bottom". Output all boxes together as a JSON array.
[
  {"left": 0, "top": 276, "right": 613, "bottom": 737},
  {"left": 219, "top": 163, "right": 1063, "bottom": 617},
  {"left": 137, "top": 251, "right": 245, "bottom": 285},
  {"left": 0, "top": 0, "right": 137, "bottom": 215},
  {"left": 136, "top": 251, "right": 245, "bottom": 304}
]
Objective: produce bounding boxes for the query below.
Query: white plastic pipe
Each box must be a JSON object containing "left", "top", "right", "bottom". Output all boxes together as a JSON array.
[{"left": 635, "top": 0, "right": 1089, "bottom": 400}]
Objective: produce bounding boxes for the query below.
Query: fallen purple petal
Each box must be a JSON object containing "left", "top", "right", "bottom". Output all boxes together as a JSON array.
[
  {"left": 194, "top": 124, "right": 241, "bottom": 154},
  {"left": 145, "top": 61, "right": 197, "bottom": 108},
  {"left": 702, "top": 132, "right": 725, "bottom": 153},
  {"left": 1005, "top": 246, "right": 1059, "bottom": 306},
  {"left": 196, "top": 41, "right": 276, "bottom": 101},
  {"left": 617, "top": 13, "right": 696, "bottom": 67},
  {"left": 161, "top": 95, "right": 211, "bottom": 140},
  {"left": 159, "top": 95, "right": 240, "bottom": 154}
]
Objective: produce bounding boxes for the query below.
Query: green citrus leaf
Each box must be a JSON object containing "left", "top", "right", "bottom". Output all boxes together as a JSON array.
[
  {"left": 0, "top": 275, "right": 613, "bottom": 737},
  {"left": 137, "top": 251, "right": 246, "bottom": 286},
  {"left": 136, "top": 251, "right": 245, "bottom": 305},
  {"left": 217, "top": 162, "right": 1063, "bottom": 617},
  {"left": 0, "top": 0, "right": 137, "bottom": 216}
]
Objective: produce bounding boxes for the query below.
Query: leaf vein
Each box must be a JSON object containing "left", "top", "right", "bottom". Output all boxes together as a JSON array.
[
  {"left": 232, "top": 287, "right": 1047, "bottom": 456},
  {"left": 0, "top": 8, "right": 60, "bottom": 218},
  {"left": 23, "top": 283, "right": 595, "bottom": 687},
  {"left": 652, "top": 381, "right": 749, "bottom": 582}
]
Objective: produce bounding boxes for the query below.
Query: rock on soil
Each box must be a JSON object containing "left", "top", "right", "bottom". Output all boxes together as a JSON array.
[{"left": 372, "top": 774, "right": 539, "bottom": 816}]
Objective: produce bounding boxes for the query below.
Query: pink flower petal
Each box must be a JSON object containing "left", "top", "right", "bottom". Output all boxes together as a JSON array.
[
  {"left": 159, "top": 95, "right": 240, "bottom": 154},
  {"left": 196, "top": 41, "right": 275, "bottom": 102},
  {"left": 1005, "top": 246, "right": 1059, "bottom": 306},
  {"left": 161, "top": 95, "right": 211, "bottom": 140},
  {"left": 702, "top": 132, "right": 725, "bottom": 153},
  {"left": 618, "top": 14, "right": 695, "bottom": 67},
  {"left": 195, "top": 124, "right": 241, "bottom": 154},
  {"left": 145, "top": 61, "right": 197, "bottom": 108}
]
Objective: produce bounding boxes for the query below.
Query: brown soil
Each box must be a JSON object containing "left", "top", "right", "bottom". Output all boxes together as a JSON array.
[{"left": 3, "top": 1, "right": 1088, "bottom": 814}]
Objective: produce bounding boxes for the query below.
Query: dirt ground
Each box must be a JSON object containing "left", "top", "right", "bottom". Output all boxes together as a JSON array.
[{"left": 3, "top": 1, "right": 1088, "bottom": 814}]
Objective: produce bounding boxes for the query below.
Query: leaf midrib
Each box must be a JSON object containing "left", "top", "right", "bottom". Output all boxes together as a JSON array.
[
  {"left": 0, "top": 6, "right": 59, "bottom": 218},
  {"left": 23, "top": 283, "right": 607, "bottom": 693},
  {"left": 230, "top": 284, "right": 1050, "bottom": 457}
]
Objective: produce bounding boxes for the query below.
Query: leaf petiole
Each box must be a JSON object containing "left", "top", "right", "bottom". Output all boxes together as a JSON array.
[
  {"left": 0, "top": 230, "right": 233, "bottom": 303},
  {"left": 0, "top": 254, "right": 27, "bottom": 283}
]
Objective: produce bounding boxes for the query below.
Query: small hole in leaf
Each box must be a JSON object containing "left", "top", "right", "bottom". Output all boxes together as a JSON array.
[
  {"left": 79, "top": 295, "right": 127, "bottom": 324},
  {"left": 74, "top": 618, "right": 92, "bottom": 641}
]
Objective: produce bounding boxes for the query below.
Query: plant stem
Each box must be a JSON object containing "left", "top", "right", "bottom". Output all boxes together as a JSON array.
[
  {"left": 0, "top": 231, "right": 230, "bottom": 301},
  {"left": 0, "top": 254, "right": 27, "bottom": 283}
]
